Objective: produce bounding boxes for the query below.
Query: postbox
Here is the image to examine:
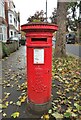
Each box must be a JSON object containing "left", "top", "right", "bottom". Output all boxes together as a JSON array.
[{"left": 21, "top": 22, "right": 58, "bottom": 113}]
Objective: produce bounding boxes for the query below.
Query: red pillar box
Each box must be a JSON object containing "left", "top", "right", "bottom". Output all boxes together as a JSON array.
[{"left": 21, "top": 22, "right": 58, "bottom": 113}]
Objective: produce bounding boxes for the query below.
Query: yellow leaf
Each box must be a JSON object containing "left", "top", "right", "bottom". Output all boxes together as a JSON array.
[
  {"left": 16, "top": 101, "right": 21, "bottom": 106},
  {"left": 0, "top": 104, "right": 7, "bottom": 109},
  {"left": 11, "top": 112, "right": 20, "bottom": 118},
  {"left": 52, "top": 112, "right": 63, "bottom": 119},
  {"left": 5, "top": 101, "right": 9, "bottom": 106},
  {"left": 10, "top": 101, "right": 13, "bottom": 104},
  {"left": 20, "top": 96, "right": 27, "bottom": 103},
  {"left": 3, "top": 113, "right": 7, "bottom": 117},
  {"left": 43, "top": 114, "right": 50, "bottom": 120}
]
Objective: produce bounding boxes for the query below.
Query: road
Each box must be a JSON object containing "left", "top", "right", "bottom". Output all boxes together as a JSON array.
[
  {"left": 52, "top": 42, "right": 81, "bottom": 58},
  {"left": 66, "top": 44, "right": 81, "bottom": 58}
]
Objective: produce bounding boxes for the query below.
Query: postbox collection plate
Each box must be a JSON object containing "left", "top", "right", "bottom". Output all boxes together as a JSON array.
[{"left": 34, "top": 49, "right": 44, "bottom": 64}]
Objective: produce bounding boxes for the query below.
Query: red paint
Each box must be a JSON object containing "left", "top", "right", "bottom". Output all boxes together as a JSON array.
[{"left": 21, "top": 23, "right": 58, "bottom": 104}]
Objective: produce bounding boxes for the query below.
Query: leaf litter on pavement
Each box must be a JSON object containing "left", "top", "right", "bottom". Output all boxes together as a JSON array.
[
  {"left": 42, "top": 56, "right": 81, "bottom": 120},
  {"left": 0, "top": 54, "right": 27, "bottom": 118},
  {"left": 2, "top": 54, "right": 81, "bottom": 119}
]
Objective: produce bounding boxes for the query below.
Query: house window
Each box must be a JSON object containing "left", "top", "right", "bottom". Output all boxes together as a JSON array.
[
  {"left": 0, "top": 26, "right": 7, "bottom": 41},
  {"left": 14, "top": 18, "right": 15, "bottom": 23},
  {"left": 0, "top": 1, "right": 5, "bottom": 18},
  {"left": 0, "top": 3, "right": 2, "bottom": 17},
  {"left": 11, "top": 31, "right": 13, "bottom": 36},
  {"left": 10, "top": 15, "right": 12, "bottom": 23},
  {"left": 14, "top": 32, "right": 16, "bottom": 36},
  {"left": 3, "top": 27, "right": 7, "bottom": 41}
]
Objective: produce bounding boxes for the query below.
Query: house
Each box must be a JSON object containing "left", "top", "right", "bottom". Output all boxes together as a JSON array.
[
  {"left": 0, "top": 0, "right": 20, "bottom": 42},
  {"left": 0, "top": 0, "right": 7, "bottom": 42},
  {"left": 5, "top": 0, "right": 20, "bottom": 39}
]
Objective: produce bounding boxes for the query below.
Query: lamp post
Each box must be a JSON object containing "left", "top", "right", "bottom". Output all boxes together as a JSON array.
[{"left": 46, "top": 0, "right": 47, "bottom": 22}]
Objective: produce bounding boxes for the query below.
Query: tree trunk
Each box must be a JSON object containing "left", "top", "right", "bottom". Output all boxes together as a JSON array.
[
  {"left": 55, "top": 1, "right": 68, "bottom": 57},
  {"left": 79, "top": 22, "right": 81, "bottom": 43},
  {"left": 79, "top": 1, "right": 81, "bottom": 43}
]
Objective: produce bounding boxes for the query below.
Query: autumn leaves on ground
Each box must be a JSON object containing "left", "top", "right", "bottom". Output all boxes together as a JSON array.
[
  {"left": 49, "top": 57, "right": 81, "bottom": 120},
  {"left": 1, "top": 48, "right": 81, "bottom": 120}
]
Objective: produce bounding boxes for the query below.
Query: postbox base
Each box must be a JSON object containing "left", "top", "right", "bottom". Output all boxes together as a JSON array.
[{"left": 27, "top": 99, "right": 51, "bottom": 114}]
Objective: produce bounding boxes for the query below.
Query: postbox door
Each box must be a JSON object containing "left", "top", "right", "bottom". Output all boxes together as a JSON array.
[{"left": 27, "top": 46, "right": 52, "bottom": 104}]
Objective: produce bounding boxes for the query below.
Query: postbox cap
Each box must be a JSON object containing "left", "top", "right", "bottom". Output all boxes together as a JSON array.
[{"left": 21, "top": 22, "right": 58, "bottom": 33}]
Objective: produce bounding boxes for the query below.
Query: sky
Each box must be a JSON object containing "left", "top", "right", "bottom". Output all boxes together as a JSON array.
[{"left": 13, "top": 0, "right": 57, "bottom": 25}]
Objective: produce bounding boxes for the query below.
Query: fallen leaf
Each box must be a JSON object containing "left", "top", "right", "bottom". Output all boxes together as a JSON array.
[
  {"left": 11, "top": 112, "right": 20, "bottom": 118},
  {"left": 0, "top": 99, "right": 2, "bottom": 103},
  {"left": 0, "top": 104, "right": 2, "bottom": 108},
  {"left": 20, "top": 96, "right": 27, "bottom": 103},
  {"left": 3, "top": 113, "right": 7, "bottom": 117},
  {"left": 6, "top": 93, "right": 10, "bottom": 96},
  {"left": 64, "top": 112, "right": 72, "bottom": 118},
  {"left": 73, "top": 109, "right": 78, "bottom": 112},
  {"left": 0, "top": 104, "right": 7, "bottom": 109},
  {"left": 9, "top": 69, "right": 11, "bottom": 72},
  {"left": 5, "top": 101, "right": 9, "bottom": 107},
  {"left": 43, "top": 114, "right": 50, "bottom": 120},
  {"left": 71, "top": 112, "right": 77, "bottom": 117},
  {"left": 16, "top": 101, "right": 21, "bottom": 106},
  {"left": 6, "top": 84, "right": 11, "bottom": 87},
  {"left": 0, "top": 110, "right": 2, "bottom": 113},
  {"left": 10, "top": 101, "right": 13, "bottom": 105},
  {"left": 74, "top": 103, "right": 81, "bottom": 111},
  {"left": 52, "top": 112, "right": 63, "bottom": 119},
  {"left": 48, "top": 109, "right": 52, "bottom": 114}
]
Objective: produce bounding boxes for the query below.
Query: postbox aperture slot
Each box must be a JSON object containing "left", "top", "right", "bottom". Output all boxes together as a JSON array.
[{"left": 31, "top": 38, "right": 47, "bottom": 42}]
